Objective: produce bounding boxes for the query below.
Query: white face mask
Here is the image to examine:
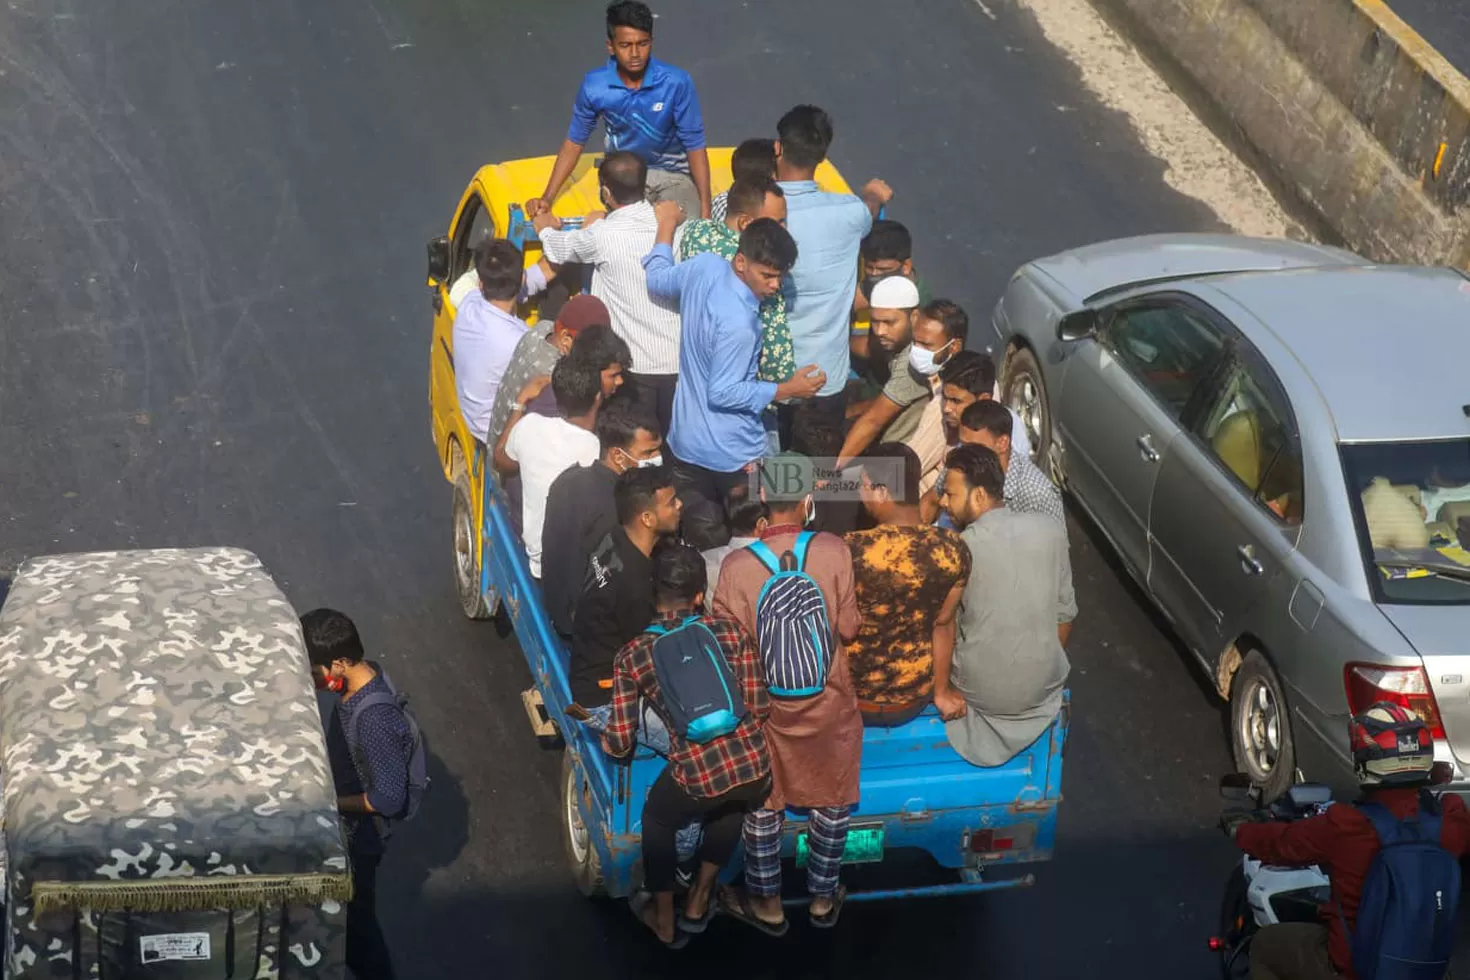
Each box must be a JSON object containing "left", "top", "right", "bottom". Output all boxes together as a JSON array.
[
  {"left": 803, "top": 496, "right": 816, "bottom": 526},
  {"left": 909, "top": 341, "right": 954, "bottom": 377},
  {"left": 618, "top": 449, "right": 663, "bottom": 471}
]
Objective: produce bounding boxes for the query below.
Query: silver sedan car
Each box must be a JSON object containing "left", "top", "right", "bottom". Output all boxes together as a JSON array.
[{"left": 989, "top": 234, "right": 1470, "bottom": 799}]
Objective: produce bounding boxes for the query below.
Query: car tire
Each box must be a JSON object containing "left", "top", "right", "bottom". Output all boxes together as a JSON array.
[
  {"left": 452, "top": 463, "right": 493, "bottom": 621},
  {"left": 1001, "top": 345, "right": 1051, "bottom": 469},
  {"left": 1230, "top": 651, "right": 1296, "bottom": 803},
  {"left": 562, "top": 750, "right": 606, "bottom": 897}
]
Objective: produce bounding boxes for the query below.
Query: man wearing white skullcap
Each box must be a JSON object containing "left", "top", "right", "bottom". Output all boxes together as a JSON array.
[{"left": 835, "top": 275, "right": 935, "bottom": 466}]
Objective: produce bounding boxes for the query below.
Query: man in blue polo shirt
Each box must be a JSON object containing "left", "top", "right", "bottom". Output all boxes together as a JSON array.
[
  {"left": 528, "top": 2, "right": 711, "bottom": 222},
  {"left": 773, "top": 104, "right": 892, "bottom": 455},
  {"left": 643, "top": 203, "right": 825, "bottom": 549}
]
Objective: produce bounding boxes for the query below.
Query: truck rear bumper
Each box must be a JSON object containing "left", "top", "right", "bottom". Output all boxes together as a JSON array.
[{"left": 781, "top": 873, "right": 1035, "bottom": 906}]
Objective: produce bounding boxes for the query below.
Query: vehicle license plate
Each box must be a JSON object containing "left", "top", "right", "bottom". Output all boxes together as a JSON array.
[{"left": 795, "top": 823, "right": 885, "bottom": 866}]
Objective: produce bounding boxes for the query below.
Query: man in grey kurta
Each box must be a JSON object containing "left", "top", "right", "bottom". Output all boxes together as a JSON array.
[{"left": 935, "top": 444, "right": 1076, "bottom": 766}]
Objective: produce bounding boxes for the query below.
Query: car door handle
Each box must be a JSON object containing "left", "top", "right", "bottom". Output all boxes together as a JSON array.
[
  {"left": 1237, "top": 544, "right": 1264, "bottom": 576},
  {"left": 1135, "top": 433, "right": 1160, "bottom": 463}
]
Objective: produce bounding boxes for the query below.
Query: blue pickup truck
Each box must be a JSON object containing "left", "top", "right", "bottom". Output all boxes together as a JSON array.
[
  {"left": 475, "top": 480, "right": 1067, "bottom": 904},
  {"left": 425, "top": 155, "right": 1067, "bottom": 904}
]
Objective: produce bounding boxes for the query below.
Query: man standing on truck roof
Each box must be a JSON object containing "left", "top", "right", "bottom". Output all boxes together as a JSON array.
[
  {"left": 935, "top": 444, "right": 1074, "bottom": 766},
  {"left": 773, "top": 104, "right": 892, "bottom": 455},
  {"left": 535, "top": 151, "right": 684, "bottom": 438},
  {"left": 526, "top": 1, "right": 711, "bottom": 222},
  {"left": 302, "top": 609, "right": 419, "bottom": 980}
]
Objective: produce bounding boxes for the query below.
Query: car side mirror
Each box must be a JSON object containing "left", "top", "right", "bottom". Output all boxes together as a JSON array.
[
  {"left": 427, "top": 237, "right": 451, "bottom": 285},
  {"left": 1057, "top": 309, "right": 1098, "bottom": 342}
]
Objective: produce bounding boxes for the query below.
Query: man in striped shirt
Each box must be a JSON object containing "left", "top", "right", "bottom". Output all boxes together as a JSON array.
[{"left": 535, "top": 151, "right": 682, "bottom": 437}]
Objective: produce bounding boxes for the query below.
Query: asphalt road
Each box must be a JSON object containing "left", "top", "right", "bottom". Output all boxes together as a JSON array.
[
  {"left": 1389, "top": 0, "right": 1470, "bottom": 77},
  {"left": 1, "top": 0, "right": 1290, "bottom": 976}
]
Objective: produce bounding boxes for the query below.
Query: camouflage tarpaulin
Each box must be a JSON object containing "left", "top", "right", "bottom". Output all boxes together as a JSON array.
[{"left": 0, "top": 548, "right": 350, "bottom": 978}]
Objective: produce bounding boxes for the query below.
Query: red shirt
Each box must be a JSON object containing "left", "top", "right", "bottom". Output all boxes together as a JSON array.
[
  {"left": 1236, "top": 788, "right": 1470, "bottom": 977},
  {"left": 605, "top": 610, "right": 771, "bottom": 799}
]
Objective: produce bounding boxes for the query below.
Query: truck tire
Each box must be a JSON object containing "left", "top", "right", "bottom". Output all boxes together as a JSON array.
[
  {"left": 452, "top": 466, "right": 492, "bottom": 620},
  {"left": 562, "top": 750, "right": 606, "bottom": 897},
  {"left": 1230, "top": 651, "right": 1296, "bottom": 804},
  {"left": 1000, "top": 345, "right": 1052, "bottom": 471}
]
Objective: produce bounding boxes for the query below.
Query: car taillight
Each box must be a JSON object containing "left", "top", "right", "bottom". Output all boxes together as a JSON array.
[
  {"left": 968, "top": 829, "right": 1014, "bottom": 853},
  {"left": 1344, "top": 663, "right": 1447, "bottom": 739}
]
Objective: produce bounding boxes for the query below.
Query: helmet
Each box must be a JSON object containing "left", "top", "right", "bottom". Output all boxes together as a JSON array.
[{"left": 1350, "top": 702, "right": 1435, "bottom": 786}]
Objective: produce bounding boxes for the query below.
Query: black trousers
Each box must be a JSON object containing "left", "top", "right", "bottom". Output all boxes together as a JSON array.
[
  {"left": 669, "top": 454, "right": 749, "bottom": 551},
  {"left": 346, "top": 849, "right": 397, "bottom": 980},
  {"left": 625, "top": 371, "right": 678, "bottom": 440},
  {"left": 641, "top": 768, "right": 771, "bottom": 893}
]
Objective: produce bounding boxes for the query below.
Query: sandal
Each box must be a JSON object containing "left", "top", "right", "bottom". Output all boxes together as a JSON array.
[
  {"left": 808, "top": 885, "right": 847, "bottom": 929},
  {"left": 717, "top": 884, "right": 789, "bottom": 938},
  {"left": 678, "top": 895, "right": 718, "bottom": 934},
  {"left": 629, "top": 890, "right": 689, "bottom": 949}
]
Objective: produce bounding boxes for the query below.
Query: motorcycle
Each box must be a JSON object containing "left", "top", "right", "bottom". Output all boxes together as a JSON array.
[
  {"left": 1210, "top": 764, "right": 1454, "bottom": 979},
  {"left": 1211, "top": 775, "right": 1334, "bottom": 980}
]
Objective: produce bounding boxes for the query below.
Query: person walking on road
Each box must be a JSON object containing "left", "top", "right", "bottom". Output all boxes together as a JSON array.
[
  {"left": 302, "top": 609, "right": 417, "bottom": 980},
  {"left": 528, "top": 0, "right": 711, "bottom": 220}
]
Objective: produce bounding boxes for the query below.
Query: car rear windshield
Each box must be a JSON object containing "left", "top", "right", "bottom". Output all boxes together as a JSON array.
[{"left": 1341, "top": 439, "right": 1470, "bottom": 606}]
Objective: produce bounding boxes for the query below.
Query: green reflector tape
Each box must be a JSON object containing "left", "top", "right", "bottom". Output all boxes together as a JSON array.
[{"left": 795, "top": 825, "right": 885, "bottom": 867}]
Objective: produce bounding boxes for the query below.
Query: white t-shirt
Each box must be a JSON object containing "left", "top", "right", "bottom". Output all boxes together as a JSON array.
[{"left": 506, "top": 414, "right": 601, "bottom": 577}]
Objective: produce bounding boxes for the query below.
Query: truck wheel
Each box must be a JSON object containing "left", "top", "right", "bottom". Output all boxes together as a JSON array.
[
  {"left": 1001, "top": 346, "right": 1052, "bottom": 471},
  {"left": 1230, "top": 651, "right": 1296, "bottom": 803},
  {"left": 452, "top": 467, "right": 492, "bottom": 620},
  {"left": 562, "top": 751, "right": 605, "bottom": 897}
]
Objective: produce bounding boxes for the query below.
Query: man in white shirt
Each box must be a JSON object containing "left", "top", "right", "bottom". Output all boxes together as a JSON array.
[
  {"left": 453, "top": 239, "right": 541, "bottom": 445},
  {"left": 533, "top": 150, "right": 682, "bottom": 437},
  {"left": 493, "top": 357, "right": 605, "bottom": 580}
]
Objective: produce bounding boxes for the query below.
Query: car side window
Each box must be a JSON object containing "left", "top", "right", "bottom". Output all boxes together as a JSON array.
[
  {"left": 1195, "top": 356, "right": 1304, "bottom": 527},
  {"left": 1103, "top": 303, "right": 1229, "bottom": 420},
  {"left": 451, "top": 196, "right": 495, "bottom": 282}
]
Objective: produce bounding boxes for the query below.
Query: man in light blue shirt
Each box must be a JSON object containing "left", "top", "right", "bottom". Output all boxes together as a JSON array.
[
  {"left": 643, "top": 204, "right": 825, "bottom": 548},
  {"left": 773, "top": 104, "right": 892, "bottom": 455},
  {"left": 453, "top": 239, "right": 538, "bottom": 445}
]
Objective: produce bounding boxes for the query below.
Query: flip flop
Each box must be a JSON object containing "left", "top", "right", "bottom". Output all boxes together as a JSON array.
[
  {"left": 717, "top": 884, "right": 789, "bottom": 938},
  {"left": 808, "top": 885, "right": 847, "bottom": 930},
  {"left": 629, "top": 891, "right": 689, "bottom": 949},
  {"left": 677, "top": 897, "right": 718, "bottom": 935}
]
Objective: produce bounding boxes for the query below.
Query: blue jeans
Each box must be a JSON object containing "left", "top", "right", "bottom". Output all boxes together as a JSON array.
[
  {"left": 583, "top": 702, "right": 672, "bottom": 757},
  {"left": 583, "top": 705, "right": 701, "bottom": 864}
]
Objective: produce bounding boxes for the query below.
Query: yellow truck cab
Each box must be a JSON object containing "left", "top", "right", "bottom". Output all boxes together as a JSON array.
[{"left": 425, "top": 150, "right": 852, "bottom": 618}]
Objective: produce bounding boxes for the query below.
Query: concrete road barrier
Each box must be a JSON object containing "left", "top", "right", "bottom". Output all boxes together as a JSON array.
[{"left": 1090, "top": 0, "right": 1470, "bottom": 267}]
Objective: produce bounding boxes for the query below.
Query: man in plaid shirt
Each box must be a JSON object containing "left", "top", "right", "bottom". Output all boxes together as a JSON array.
[{"left": 603, "top": 543, "right": 772, "bottom": 948}]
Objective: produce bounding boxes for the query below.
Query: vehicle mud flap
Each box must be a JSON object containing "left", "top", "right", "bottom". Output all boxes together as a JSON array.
[{"left": 94, "top": 908, "right": 266, "bottom": 977}]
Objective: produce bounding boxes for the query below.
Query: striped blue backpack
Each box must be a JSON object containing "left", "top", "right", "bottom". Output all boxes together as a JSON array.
[{"left": 745, "top": 532, "right": 834, "bottom": 698}]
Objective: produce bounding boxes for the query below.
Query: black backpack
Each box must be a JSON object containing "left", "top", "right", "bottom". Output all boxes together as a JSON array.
[
  {"left": 345, "top": 669, "right": 430, "bottom": 836},
  {"left": 645, "top": 616, "right": 746, "bottom": 743}
]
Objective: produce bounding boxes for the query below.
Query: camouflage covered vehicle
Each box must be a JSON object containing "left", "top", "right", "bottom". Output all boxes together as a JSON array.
[{"left": 0, "top": 548, "right": 351, "bottom": 978}]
